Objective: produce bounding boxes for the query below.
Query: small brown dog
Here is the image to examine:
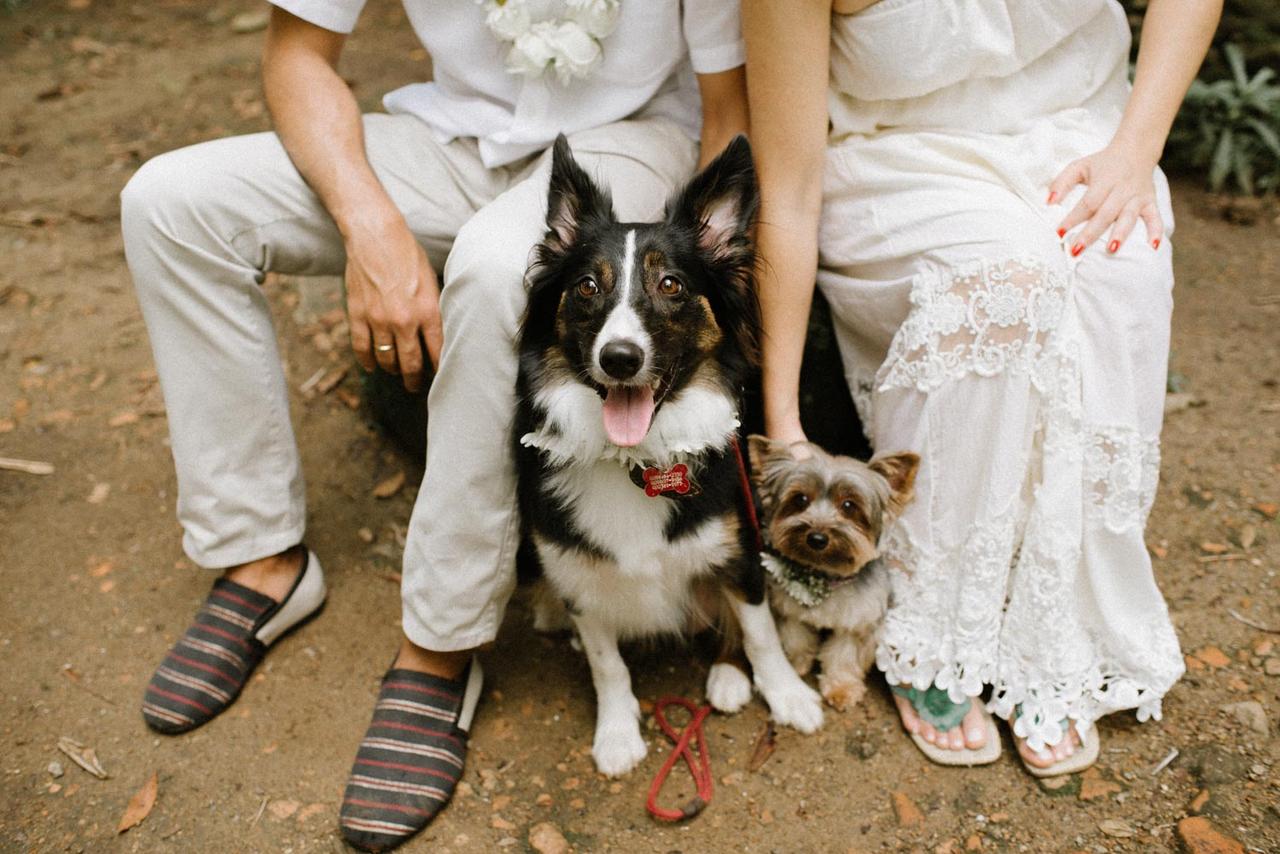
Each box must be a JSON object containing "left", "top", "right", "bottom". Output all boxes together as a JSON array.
[{"left": 748, "top": 436, "right": 919, "bottom": 710}]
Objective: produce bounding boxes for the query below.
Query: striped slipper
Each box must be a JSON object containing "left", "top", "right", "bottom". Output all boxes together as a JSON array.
[
  {"left": 340, "top": 659, "right": 484, "bottom": 852},
  {"left": 142, "top": 548, "right": 327, "bottom": 734}
]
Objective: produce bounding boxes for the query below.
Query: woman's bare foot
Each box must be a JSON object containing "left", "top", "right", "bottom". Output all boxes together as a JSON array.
[
  {"left": 893, "top": 688, "right": 989, "bottom": 751},
  {"left": 223, "top": 545, "right": 305, "bottom": 602},
  {"left": 1014, "top": 721, "right": 1082, "bottom": 768}
]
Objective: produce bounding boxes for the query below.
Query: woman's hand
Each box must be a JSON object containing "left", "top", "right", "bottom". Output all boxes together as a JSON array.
[
  {"left": 344, "top": 214, "right": 442, "bottom": 393},
  {"left": 1047, "top": 143, "right": 1163, "bottom": 256}
]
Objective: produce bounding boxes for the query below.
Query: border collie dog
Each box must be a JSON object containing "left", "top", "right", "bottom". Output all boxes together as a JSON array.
[{"left": 514, "top": 135, "right": 823, "bottom": 777}]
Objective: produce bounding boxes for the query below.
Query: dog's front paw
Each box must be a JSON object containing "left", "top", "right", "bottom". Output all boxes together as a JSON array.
[
  {"left": 819, "top": 676, "right": 867, "bottom": 711},
  {"left": 592, "top": 722, "right": 648, "bottom": 777},
  {"left": 705, "top": 663, "right": 753, "bottom": 714},
  {"left": 760, "top": 677, "right": 824, "bottom": 734}
]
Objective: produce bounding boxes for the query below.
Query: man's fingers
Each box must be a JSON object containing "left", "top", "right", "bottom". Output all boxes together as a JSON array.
[
  {"left": 1046, "top": 158, "right": 1086, "bottom": 205},
  {"left": 1140, "top": 203, "right": 1165, "bottom": 249},
  {"left": 347, "top": 303, "right": 377, "bottom": 372},
  {"left": 393, "top": 325, "right": 425, "bottom": 392}
]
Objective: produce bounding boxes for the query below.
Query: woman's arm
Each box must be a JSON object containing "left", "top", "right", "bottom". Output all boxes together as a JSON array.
[
  {"left": 1049, "top": 0, "right": 1223, "bottom": 253},
  {"left": 743, "top": 0, "right": 832, "bottom": 443},
  {"left": 264, "top": 8, "right": 441, "bottom": 389},
  {"left": 696, "top": 67, "right": 749, "bottom": 168}
]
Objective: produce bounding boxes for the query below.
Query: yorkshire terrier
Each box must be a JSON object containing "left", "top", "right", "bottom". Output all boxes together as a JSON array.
[{"left": 748, "top": 435, "right": 919, "bottom": 710}]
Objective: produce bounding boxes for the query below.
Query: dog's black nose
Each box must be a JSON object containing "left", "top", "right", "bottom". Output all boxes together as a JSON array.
[
  {"left": 806, "top": 531, "right": 829, "bottom": 551},
  {"left": 599, "top": 340, "right": 644, "bottom": 380}
]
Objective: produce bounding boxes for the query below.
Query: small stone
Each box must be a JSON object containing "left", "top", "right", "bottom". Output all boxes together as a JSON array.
[
  {"left": 987, "top": 812, "right": 1008, "bottom": 823},
  {"left": 1175, "top": 816, "right": 1244, "bottom": 854},
  {"left": 535, "top": 793, "right": 553, "bottom": 807},
  {"left": 1254, "top": 639, "right": 1274, "bottom": 656},
  {"left": 890, "top": 791, "right": 924, "bottom": 827},
  {"left": 229, "top": 9, "right": 269, "bottom": 33},
  {"left": 47, "top": 762, "right": 64, "bottom": 778},
  {"left": 1220, "top": 701, "right": 1268, "bottom": 736},
  {"left": 965, "top": 835, "right": 982, "bottom": 851},
  {"left": 1188, "top": 789, "right": 1210, "bottom": 813},
  {"left": 560, "top": 777, "right": 580, "bottom": 791},
  {"left": 491, "top": 794, "right": 511, "bottom": 811},
  {"left": 1264, "top": 658, "right": 1280, "bottom": 677},
  {"left": 357, "top": 527, "right": 374, "bottom": 543},
  {"left": 268, "top": 799, "right": 300, "bottom": 820},
  {"left": 1098, "top": 818, "right": 1135, "bottom": 838},
  {"left": 528, "top": 821, "right": 570, "bottom": 854},
  {"left": 1078, "top": 768, "right": 1122, "bottom": 802},
  {"left": 1194, "top": 646, "right": 1231, "bottom": 668},
  {"left": 1036, "top": 774, "right": 1080, "bottom": 797},
  {"left": 1184, "top": 744, "right": 1253, "bottom": 786},
  {"left": 491, "top": 816, "right": 515, "bottom": 831},
  {"left": 569, "top": 797, "right": 585, "bottom": 810}
]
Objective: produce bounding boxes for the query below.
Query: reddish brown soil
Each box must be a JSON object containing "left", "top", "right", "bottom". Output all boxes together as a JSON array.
[{"left": 2, "top": 2, "right": 1278, "bottom": 852}]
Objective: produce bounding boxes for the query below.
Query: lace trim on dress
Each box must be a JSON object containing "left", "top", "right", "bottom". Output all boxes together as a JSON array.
[
  {"left": 873, "top": 255, "right": 1182, "bottom": 752},
  {"left": 877, "top": 257, "right": 1068, "bottom": 394}
]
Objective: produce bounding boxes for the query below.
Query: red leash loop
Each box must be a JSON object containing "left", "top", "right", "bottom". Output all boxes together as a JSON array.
[{"left": 645, "top": 696, "right": 714, "bottom": 822}]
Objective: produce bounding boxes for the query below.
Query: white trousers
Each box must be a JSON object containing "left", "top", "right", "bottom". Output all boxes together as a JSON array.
[{"left": 120, "top": 113, "right": 697, "bottom": 650}]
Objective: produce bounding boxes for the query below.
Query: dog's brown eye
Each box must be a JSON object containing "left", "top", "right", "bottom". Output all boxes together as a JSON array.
[
  {"left": 576, "top": 278, "right": 599, "bottom": 298},
  {"left": 658, "top": 276, "right": 683, "bottom": 297},
  {"left": 840, "top": 499, "right": 857, "bottom": 513},
  {"left": 789, "top": 493, "right": 810, "bottom": 511}
]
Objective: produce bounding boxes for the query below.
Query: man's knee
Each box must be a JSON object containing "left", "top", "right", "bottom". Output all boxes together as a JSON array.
[
  {"left": 120, "top": 149, "right": 197, "bottom": 240},
  {"left": 439, "top": 210, "right": 539, "bottom": 343}
]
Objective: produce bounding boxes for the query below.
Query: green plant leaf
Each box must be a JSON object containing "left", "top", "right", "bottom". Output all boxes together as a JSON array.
[
  {"left": 1233, "top": 145, "right": 1254, "bottom": 194},
  {"left": 1246, "top": 117, "right": 1280, "bottom": 160},
  {"left": 1210, "top": 128, "right": 1234, "bottom": 192},
  {"left": 1225, "top": 43, "right": 1248, "bottom": 90}
]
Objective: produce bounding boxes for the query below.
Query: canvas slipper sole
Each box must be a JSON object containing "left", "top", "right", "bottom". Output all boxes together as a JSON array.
[
  {"left": 1019, "top": 724, "right": 1100, "bottom": 778},
  {"left": 142, "top": 548, "right": 327, "bottom": 734},
  {"left": 340, "top": 658, "right": 484, "bottom": 852}
]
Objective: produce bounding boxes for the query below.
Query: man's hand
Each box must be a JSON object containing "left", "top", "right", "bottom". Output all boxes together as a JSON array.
[{"left": 344, "top": 216, "right": 441, "bottom": 392}]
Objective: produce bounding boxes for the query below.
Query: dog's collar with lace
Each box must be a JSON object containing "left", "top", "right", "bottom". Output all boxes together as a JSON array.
[{"left": 761, "top": 551, "right": 872, "bottom": 607}]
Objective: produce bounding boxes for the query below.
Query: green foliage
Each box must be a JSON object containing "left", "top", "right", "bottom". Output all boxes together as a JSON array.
[{"left": 1169, "top": 44, "right": 1280, "bottom": 195}]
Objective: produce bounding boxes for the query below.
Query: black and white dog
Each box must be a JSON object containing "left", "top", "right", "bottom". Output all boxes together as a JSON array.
[{"left": 514, "top": 135, "right": 823, "bottom": 777}]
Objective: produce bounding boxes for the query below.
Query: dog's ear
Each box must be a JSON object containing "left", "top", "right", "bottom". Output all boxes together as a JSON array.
[
  {"left": 667, "top": 135, "right": 760, "bottom": 364},
  {"left": 869, "top": 452, "right": 920, "bottom": 515},
  {"left": 668, "top": 134, "right": 757, "bottom": 260},
  {"left": 747, "top": 433, "right": 796, "bottom": 509},
  {"left": 544, "top": 134, "right": 613, "bottom": 254}
]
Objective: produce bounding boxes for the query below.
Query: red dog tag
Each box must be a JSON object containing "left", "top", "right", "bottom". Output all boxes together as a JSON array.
[{"left": 642, "top": 464, "right": 691, "bottom": 497}]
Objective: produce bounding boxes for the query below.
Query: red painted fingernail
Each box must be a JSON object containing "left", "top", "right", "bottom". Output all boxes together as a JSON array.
[
  {"left": 1046, "top": 191, "right": 1058, "bottom": 205},
  {"left": 1070, "top": 243, "right": 1084, "bottom": 257},
  {"left": 1107, "top": 240, "right": 1120, "bottom": 254},
  {"left": 1056, "top": 228, "right": 1066, "bottom": 239},
  {"left": 1151, "top": 238, "right": 1160, "bottom": 250}
]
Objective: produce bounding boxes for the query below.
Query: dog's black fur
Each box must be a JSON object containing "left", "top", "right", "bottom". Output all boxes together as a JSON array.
[{"left": 513, "top": 133, "right": 767, "bottom": 608}]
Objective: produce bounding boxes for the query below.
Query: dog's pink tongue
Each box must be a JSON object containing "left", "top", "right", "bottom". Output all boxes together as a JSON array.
[{"left": 602, "top": 385, "right": 656, "bottom": 447}]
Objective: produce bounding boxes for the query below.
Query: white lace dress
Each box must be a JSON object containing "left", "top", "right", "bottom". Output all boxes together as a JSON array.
[{"left": 817, "top": 0, "right": 1184, "bottom": 749}]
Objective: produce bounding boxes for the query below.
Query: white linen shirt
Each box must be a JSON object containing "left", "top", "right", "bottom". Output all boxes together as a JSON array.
[{"left": 268, "top": 0, "right": 744, "bottom": 167}]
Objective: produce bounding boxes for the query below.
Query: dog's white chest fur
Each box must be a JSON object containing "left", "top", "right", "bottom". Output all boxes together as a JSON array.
[{"left": 539, "top": 460, "right": 735, "bottom": 639}]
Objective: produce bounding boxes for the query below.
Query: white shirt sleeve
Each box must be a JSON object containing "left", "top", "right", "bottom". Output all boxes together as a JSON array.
[
  {"left": 268, "top": 0, "right": 367, "bottom": 34},
  {"left": 682, "top": 0, "right": 746, "bottom": 75}
]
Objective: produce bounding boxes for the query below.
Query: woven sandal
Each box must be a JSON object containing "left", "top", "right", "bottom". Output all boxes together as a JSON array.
[
  {"left": 891, "top": 685, "right": 1001, "bottom": 766},
  {"left": 142, "top": 548, "right": 327, "bottom": 734},
  {"left": 340, "top": 658, "right": 484, "bottom": 852},
  {"left": 1014, "top": 713, "right": 1100, "bottom": 777}
]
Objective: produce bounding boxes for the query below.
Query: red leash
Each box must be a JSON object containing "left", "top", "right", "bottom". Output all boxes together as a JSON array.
[
  {"left": 645, "top": 697, "right": 714, "bottom": 822},
  {"left": 645, "top": 439, "right": 760, "bottom": 822}
]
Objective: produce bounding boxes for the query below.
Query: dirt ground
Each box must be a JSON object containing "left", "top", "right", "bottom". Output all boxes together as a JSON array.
[{"left": 2, "top": 3, "right": 1279, "bottom": 853}]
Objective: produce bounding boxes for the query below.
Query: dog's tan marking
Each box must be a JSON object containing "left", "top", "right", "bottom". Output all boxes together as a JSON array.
[
  {"left": 693, "top": 295, "right": 724, "bottom": 352},
  {"left": 598, "top": 259, "right": 615, "bottom": 293}
]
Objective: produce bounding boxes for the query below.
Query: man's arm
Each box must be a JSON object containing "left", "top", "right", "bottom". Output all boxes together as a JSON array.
[
  {"left": 695, "top": 67, "right": 749, "bottom": 168},
  {"left": 263, "top": 7, "right": 439, "bottom": 390}
]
